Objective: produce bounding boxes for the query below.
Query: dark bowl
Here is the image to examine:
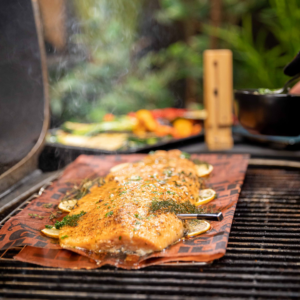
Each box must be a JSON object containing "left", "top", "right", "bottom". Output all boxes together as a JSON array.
[{"left": 234, "top": 90, "right": 300, "bottom": 136}]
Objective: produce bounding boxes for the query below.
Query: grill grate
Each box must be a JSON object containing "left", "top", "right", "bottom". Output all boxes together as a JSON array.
[{"left": 2, "top": 166, "right": 300, "bottom": 299}]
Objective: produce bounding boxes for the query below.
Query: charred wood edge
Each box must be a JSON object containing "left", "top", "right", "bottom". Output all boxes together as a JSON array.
[{"left": 0, "top": 0, "right": 50, "bottom": 194}]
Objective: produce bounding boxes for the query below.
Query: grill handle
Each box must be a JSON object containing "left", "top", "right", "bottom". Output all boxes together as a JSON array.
[{"left": 177, "top": 212, "right": 223, "bottom": 221}]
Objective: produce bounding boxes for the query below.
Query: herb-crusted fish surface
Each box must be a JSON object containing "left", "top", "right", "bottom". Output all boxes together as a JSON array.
[{"left": 59, "top": 150, "right": 204, "bottom": 256}]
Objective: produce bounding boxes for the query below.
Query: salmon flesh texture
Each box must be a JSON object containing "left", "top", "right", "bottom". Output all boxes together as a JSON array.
[{"left": 59, "top": 150, "right": 202, "bottom": 256}]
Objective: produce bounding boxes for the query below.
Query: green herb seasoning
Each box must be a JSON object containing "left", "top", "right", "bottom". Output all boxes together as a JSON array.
[
  {"left": 105, "top": 211, "right": 113, "bottom": 217},
  {"left": 180, "top": 152, "right": 191, "bottom": 159},
  {"left": 42, "top": 203, "right": 53, "bottom": 209},
  {"left": 129, "top": 175, "right": 142, "bottom": 181},
  {"left": 119, "top": 236, "right": 122, "bottom": 240},
  {"left": 61, "top": 235, "right": 69, "bottom": 239},
  {"left": 166, "top": 191, "right": 175, "bottom": 195},
  {"left": 54, "top": 211, "right": 86, "bottom": 229},
  {"left": 149, "top": 199, "right": 208, "bottom": 215},
  {"left": 45, "top": 225, "right": 53, "bottom": 229}
]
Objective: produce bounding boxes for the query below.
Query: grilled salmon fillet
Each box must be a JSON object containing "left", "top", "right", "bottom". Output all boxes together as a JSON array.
[{"left": 59, "top": 150, "right": 202, "bottom": 255}]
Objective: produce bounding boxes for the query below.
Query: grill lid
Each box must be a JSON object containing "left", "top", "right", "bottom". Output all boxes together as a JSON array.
[{"left": 0, "top": 0, "right": 49, "bottom": 193}]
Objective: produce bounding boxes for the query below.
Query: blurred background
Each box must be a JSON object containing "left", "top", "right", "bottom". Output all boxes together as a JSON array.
[{"left": 38, "top": 0, "right": 300, "bottom": 125}]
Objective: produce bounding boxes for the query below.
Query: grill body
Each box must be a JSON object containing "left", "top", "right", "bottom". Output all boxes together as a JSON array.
[{"left": 1, "top": 165, "right": 300, "bottom": 299}]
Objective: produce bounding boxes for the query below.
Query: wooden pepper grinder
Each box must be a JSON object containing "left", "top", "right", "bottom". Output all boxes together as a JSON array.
[{"left": 204, "top": 49, "right": 233, "bottom": 150}]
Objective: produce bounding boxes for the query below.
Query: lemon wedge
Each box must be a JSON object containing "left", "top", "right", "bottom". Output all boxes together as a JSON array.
[
  {"left": 110, "top": 163, "right": 130, "bottom": 173},
  {"left": 187, "top": 220, "right": 211, "bottom": 237},
  {"left": 196, "top": 163, "right": 213, "bottom": 177},
  {"left": 58, "top": 199, "right": 78, "bottom": 213},
  {"left": 41, "top": 227, "right": 59, "bottom": 238},
  {"left": 195, "top": 189, "right": 217, "bottom": 206}
]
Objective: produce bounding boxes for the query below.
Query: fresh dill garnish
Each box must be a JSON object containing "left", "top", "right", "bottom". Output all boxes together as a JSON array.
[
  {"left": 54, "top": 211, "right": 86, "bottom": 229},
  {"left": 166, "top": 191, "right": 175, "bottom": 195},
  {"left": 129, "top": 175, "right": 142, "bottom": 181},
  {"left": 45, "top": 225, "right": 53, "bottom": 229},
  {"left": 180, "top": 152, "right": 191, "bottom": 159},
  {"left": 61, "top": 177, "right": 104, "bottom": 202},
  {"left": 28, "top": 213, "right": 44, "bottom": 220},
  {"left": 61, "top": 235, "right": 69, "bottom": 239},
  {"left": 42, "top": 203, "right": 53, "bottom": 209},
  {"left": 163, "top": 169, "right": 173, "bottom": 177},
  {"left": 105, "top": 211, "right": 113, "bottom": 217},
  {"left": 149, "top": 199, "right": 207, "bottom": 215}
]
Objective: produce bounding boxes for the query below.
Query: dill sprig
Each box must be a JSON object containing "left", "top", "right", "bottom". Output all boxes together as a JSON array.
[
  {"left": 149, "top": 199, "right": 207, "bottom": 215},
  {"left": 54, "top": 211, "right": 86, "bottom": 229},
  {"left": 62, "top": 177, "right": 105, "bottom": 202}
]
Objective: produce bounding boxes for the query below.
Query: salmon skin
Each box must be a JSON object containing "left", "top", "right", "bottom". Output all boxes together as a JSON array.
[{"left": 59, "top": 150, "right": 202, "bottom": 256}]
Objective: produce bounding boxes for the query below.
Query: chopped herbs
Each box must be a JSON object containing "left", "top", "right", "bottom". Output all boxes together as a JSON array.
[
  {"left": 180, "top": 152, "right": 191, "bottom": 159},
  {"left": 61, "top": 178, "right": 103, "bottom": 202},
  {"left": 54, "top": 211, "right": 86, "bottom": 229},
  {"left": 49, "top": 210, "right": 62, "bottom": 221},
  {"left": 105, "top": 211, "right": 113, "bottom": 217},
  {"left": 28, "top": 213, "right": 44, "bottom": 220},
  {"left": 163, "top": 169, "right": 173, "bottom": 177},
  {"left": 174, "top": 181, "right": 182, "bottom": 187},
  {"left": 149, "top": 199, "right": 208, "bottom": 215},
  {"left": 119, "top": 191, "right": 127, "bottom": 195},
  {"left": 135, "top": 221, "right": 141, "bottom": 225},
  {"left": 166, "top": 191, "right": 175, "bottom": 195},
  {"left": 119, "top": 236, "right": 122, "bottom": 240},
  {"left": 129, "top": 175, "right": 142, "bottom": 181},
  {"left": 61, "top": 235, "right": 69, "bottom": 239},
  {"left": 45, "top": 225, "right": 53, "bottom": 229},
  {"left": 42, "top": 203, "right": 53, "bottom": 209}
]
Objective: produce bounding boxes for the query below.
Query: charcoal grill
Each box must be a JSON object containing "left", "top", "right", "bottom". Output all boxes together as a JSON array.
[{"left": 1, "top": 159, "right": 300, "bottom": 299}]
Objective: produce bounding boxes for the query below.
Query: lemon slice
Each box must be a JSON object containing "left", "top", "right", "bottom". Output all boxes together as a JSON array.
[
  {"left": 195, "top": 189, "right": 217, "bottom": 206},
  {"left": 187, "top": 220, "right": 211, "bottom": 237},
  {"left": 196, "top": 163, "right": 213, "bottom": 177},
  {"left": 41, "top": 227, "right": 59, "bottom": 238},
  {"left": 58, "top": 199, "right": 78, "bottom": 212},
  {"left": 110, "top": 163, "right": 130, "bottom": 173}
]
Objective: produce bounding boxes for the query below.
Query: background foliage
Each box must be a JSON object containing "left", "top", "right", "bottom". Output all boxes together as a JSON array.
[{"left": 49, "top": 0, "right": 300, "bottom": 124}]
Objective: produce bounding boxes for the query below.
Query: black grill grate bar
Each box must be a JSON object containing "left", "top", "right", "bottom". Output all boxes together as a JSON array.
[
  {"left": 0, "top": 291, "right": 262, "bottom": 300},
  {"left": 233, "top": 213, "right": 300, "bottom": 217},
  {"left": 226, "top": 247, "right": 300, "bottom": 255},
  {"left": 233, "top": 222, "right": 300, "bottom": 226},
  {"left": 228, "top": 241, "right": 300, "bottom": 248},
  {"left": 237, "top": 203, "right": 300, "bottom": 208},
  {"left": 229, "top": 231, "right": 300, "bottom": 237},
  {"left": 233, "top": 217, "right": 300, "bottom": 222},
  {"left": 231, "top": 226, "right": 300, "bottom": 232},
  {"left": 235, "top": 208, "right": 300, "bottom": 213},
  {"left": 228, "top": 236, "right": 300, "bottom": 243},
  {"left": 3, "top": 278, "right": 300, "bottom": 292},
  {"left": 3, "top": 282, "right": 300, "bottom": 298},
  {"left": 218, "top": 258, "right": 300, "bottom": 267},
  {"left": 3, "top": 272, "right": 300, "bottom": 282}
]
